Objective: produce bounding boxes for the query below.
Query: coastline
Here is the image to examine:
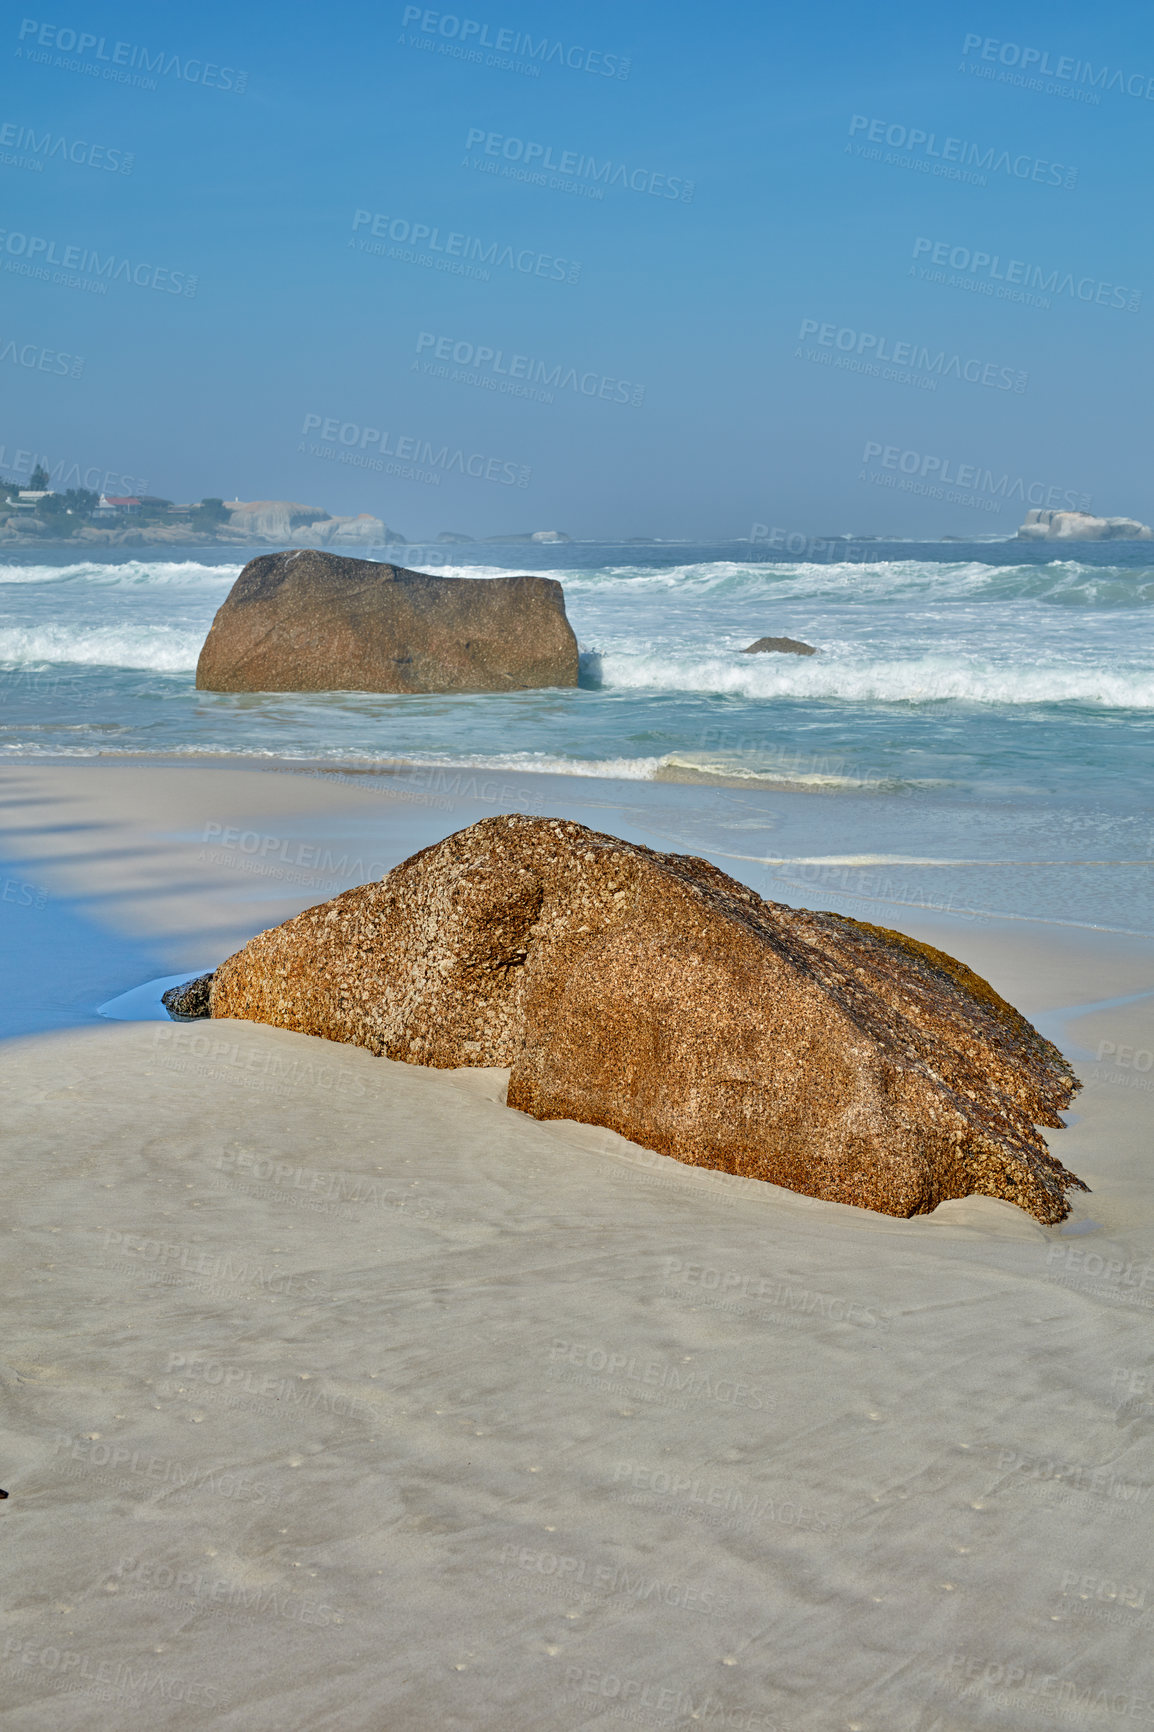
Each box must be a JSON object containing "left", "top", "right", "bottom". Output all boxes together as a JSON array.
[
  {"left": 4, "top": 752, "right": 1150, "bottom": 937},
  {"left": 2, "top": 751, "right": 1153, "bottom": 1727}
]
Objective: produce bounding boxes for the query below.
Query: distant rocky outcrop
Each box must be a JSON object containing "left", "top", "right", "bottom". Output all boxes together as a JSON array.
[
  {"left": 208, "top": 815, "right": 1085, "bottom": 1223},
  {"left": 287, "top": 513, "right": 398, "bottom": 548},
  {"left": 742, "top": 637, "right": 817, "bottom": 656},
  {"left": 226, "top": 502, "right": 401, "bottom": 547},
  {"left": 195, "top": 550, "right": 579, "bottom": 693},
  {"left": 225, "top": 501, "right": 330, "bottom": 540},
  {"left": 484, "top": 530, "right": 571, "bottom": 543},
  {"left": 437, "top": 532, "right": 475, "bottom": 543},
  {"left": 1018, "top": 509, "right": 1153, "bottom": 541},
  {"left": 0, "top": 495, "right": 406, "bottom": 548}
]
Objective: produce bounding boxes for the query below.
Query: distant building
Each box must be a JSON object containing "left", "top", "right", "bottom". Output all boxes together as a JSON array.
[
  {"left": 13, "top": 490, "right": 53, "bottom": 510},
  {"left": 96, "top": 495, "right": 141, "bottom": 516}
]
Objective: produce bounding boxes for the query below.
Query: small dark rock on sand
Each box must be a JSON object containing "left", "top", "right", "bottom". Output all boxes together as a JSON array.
[
  {"left": 742, "top": 637, "right": 817, "bottom": 655},
  {"left": 162, "top": 972, "right": 216, "bottom": 1019}
]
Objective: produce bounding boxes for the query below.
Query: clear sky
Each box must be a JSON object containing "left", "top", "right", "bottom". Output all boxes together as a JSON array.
[{"left": 2, "top": 0, "right": 1151, "bottom": 539}]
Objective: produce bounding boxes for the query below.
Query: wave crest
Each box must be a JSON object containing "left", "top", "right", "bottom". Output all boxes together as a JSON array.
[
  {"left": 0, "top": 560, "right": 241, "bottom": 588},
  {"left": 584, "top": 649, "right": 1154, "bottom": 708},
  {"left": 0, "top": 624, "right": 201, "bottom": 671}
]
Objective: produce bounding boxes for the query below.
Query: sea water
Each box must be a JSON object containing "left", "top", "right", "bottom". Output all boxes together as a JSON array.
[{"left": 1, "top": 539, "right": 1151, "bottom": 933}]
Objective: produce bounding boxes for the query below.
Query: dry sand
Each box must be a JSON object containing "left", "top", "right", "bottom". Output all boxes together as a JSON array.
[{"left": 2, "top": 761, "right": 1153, "bottom": 1730}]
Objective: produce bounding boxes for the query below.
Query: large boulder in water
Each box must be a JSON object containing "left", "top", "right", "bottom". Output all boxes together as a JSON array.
[
  {"left": 195, "top": 550, "right": 579, "bottom": 692},
  {"left": 208, "top": 816, "right": 1084, "bottom": 1224}
]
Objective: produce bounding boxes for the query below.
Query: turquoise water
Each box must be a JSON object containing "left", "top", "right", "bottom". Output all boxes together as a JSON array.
[
  {"left": 1, "top": 540, "right": 1151, "bottom": 802},
  {"left": 0, "top": 539, "right": 1151, "bottom": 932}
]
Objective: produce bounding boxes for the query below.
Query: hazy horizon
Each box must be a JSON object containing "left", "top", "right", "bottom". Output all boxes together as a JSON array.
[{"left": 4, "top": 0, "right": 1152, "bottom": 542}]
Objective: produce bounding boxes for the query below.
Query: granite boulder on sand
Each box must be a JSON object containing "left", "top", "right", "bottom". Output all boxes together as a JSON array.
[
  {"left": 205, "top": 816, "right": 1085, "bottom": 1223},
  {"left": 195, "top": 549, "right": 579, "bottom": 692}
]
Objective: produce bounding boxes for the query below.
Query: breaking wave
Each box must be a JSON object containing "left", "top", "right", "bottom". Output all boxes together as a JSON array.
[{"left": 584, "top": 649, "right": 1154, "bottom": 708}]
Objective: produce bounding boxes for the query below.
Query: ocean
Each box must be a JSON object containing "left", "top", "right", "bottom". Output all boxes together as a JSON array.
[{"left": 2, "top": 539, "right": 1152, "bottom": 934}]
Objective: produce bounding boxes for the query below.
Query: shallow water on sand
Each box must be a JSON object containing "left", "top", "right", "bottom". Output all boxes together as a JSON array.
[{"left": 1, "top": 539, "right": 1150, "bottom": 932}]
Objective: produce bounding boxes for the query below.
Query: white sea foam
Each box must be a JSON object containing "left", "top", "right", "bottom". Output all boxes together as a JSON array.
[
  {"left": 588, "top": 649, "right": 1154, "bottom": 708},
  {"left": 2, "top": 620, "right": 1150, "bottom": 704},
  {"left": 0, "top": 549, "right": 1149, "bottom": 840},
  {"left": 377, "top": 750, "right": 665, "bottom": 781},
  {"left": 396, "top": 561, "right": 524, "bottom": 581},
  {"left": 0, "top": 560, "right": 240, "bottom": 587},
  {"left": 559, "top": 558, "right": 1154, "bottom": 610},
  {"left": 0, "top": 742, "right": 906, "bottom": 791},
  {"left": 0, "top": 623, "right": 202, "bottom": 671},
  {"left": 656, "top": 753, "right": 905, "bottom": 791}
]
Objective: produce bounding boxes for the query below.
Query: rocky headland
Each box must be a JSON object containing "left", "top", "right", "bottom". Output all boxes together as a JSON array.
[
  {"left": 0, "top": 497, "right": 583, "bottom": 548},
  {"left": 0, "top": 496, "right": 404, "bottom": 550}
]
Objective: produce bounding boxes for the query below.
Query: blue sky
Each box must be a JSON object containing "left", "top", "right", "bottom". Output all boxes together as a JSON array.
[{"left": 2, "top": 0, "right": 1151, "bottom": 538}]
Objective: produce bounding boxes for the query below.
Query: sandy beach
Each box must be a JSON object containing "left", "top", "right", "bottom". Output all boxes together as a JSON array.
[
  {"left": 6, "top": 0, "right": 1154, "bottom": 1713},
  {"left": 2, "top": 758, "right": 1152, "bottom": 1730}
]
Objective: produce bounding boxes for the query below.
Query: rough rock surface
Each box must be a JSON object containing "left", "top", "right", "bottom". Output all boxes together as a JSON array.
[
  {"left": 209, "top": 816, "right": 1084, "bottom": 1222},
  {"left": 161, "top": 972, "right": 215, "bottom": 1018},
  {"left": 742, "top": 637, "right": 817, "bottom": 655},
  {"left": 195, "top": 550, "right": 579, "bottom": 693}
]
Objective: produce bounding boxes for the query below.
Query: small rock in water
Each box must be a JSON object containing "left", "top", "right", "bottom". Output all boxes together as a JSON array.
[
  {"left": 162, "top": 972, "right": 215, "bottom": 1019},
  {"left": 742, "top": 637, "right": 817, "bottom": 655}
]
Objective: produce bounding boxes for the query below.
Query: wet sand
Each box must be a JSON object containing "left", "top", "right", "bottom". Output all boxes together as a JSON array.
[{"left": 1, "top": 760, "right": 1152, "bottom": 1730}]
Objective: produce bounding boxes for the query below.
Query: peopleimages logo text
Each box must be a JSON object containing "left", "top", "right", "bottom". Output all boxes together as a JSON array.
[
  {"left": 0, "top": 119, "right": 132, "bottom": 172},
  {"left": 2, "top": 336, "right": 85, "bottom": 377},
  {"left": 861, "top": 441, "right": 1090, "bottom": 511},
  {"left": 464, "top": 129, "right": 692, "bottom": 200},
  {"left": 400, "top": 8, "right": 630, "bottom": 78},
  {"left": 415, "top": 332, "right": 644, "bottom": 406},
  {"left": 911, "top": 238, "right": 1140, "bottom": 312},
  {"left": 16, "top": 19, "right": 247, "bottom": 91},
  {"left": 301, "top": 415, "right": 531, "bottom": 487},
  {"left": 961, "top": 34, "right": 1154, "bottom": 101},
  {"left": 0, "top": 227, "right": 196, "bottom": 294},
  {"left": 848, "top": 115, "right": 1076, "bottom": 188},
  {"left": 798, "top": 319, "right": 1026, "bottom": 392},
  {"left": 351, "top": 209, "right": 580, "bottom": 284},
  {"left": 0, "top": 444, "right": 146, "bottom": 493},
  {"left": 3, "top": 1637, "right": 219, "bottom": 1707}
]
